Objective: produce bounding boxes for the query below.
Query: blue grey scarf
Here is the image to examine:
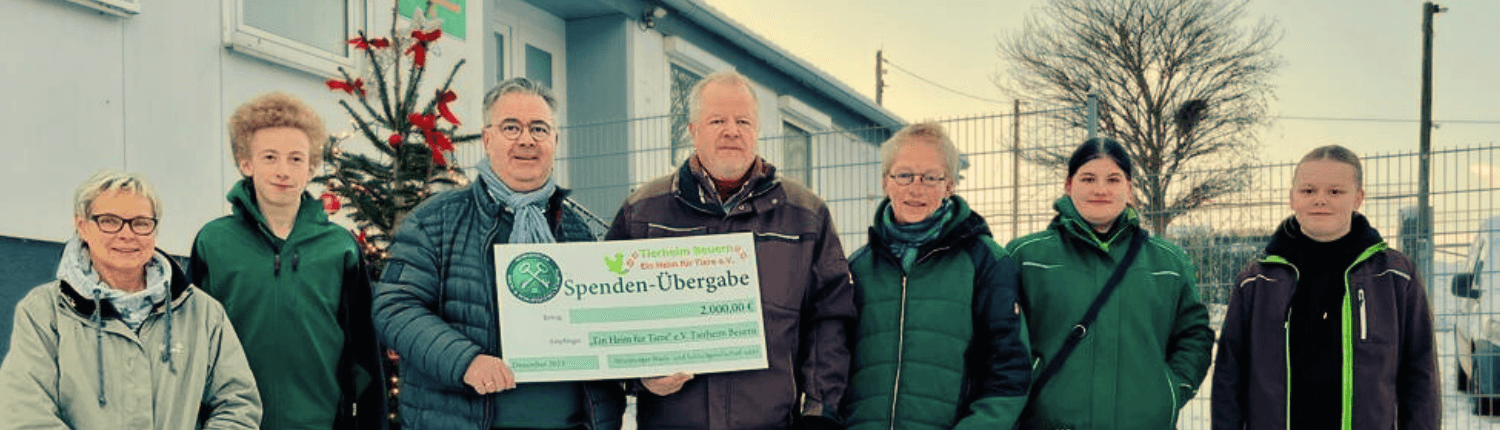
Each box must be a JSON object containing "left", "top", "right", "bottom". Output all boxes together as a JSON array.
[
  {"left": 56, "top": 236, "right": 171, "bottom": 331},
  {"left": 879, "top": 198, "right": 955, "bottom": 271},
  {"left": 478, "top": 157, "right": 558, "bottom": 244}
]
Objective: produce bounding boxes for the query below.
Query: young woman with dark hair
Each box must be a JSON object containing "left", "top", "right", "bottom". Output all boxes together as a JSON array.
[{"left": 1009, "top": 138, "right": 1214, "bottom": 430}]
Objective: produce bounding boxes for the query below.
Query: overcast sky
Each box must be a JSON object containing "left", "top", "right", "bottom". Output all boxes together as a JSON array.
[{"left": 701, "top": 0, "right": 1499, "bottom": 162}]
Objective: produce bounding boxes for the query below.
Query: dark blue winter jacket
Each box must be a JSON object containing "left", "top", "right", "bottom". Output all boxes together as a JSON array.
[{"left": 373, "top": 181, "right": 624, "bottom": 430}]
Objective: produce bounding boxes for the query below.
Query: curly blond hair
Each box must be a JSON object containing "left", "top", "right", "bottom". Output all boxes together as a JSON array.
[{"left": 228, "top": 92, "right": 327, "bottom": 168}]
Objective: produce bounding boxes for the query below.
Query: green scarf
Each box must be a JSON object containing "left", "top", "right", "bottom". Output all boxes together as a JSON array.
[{"left": 879, "top": 197, "right": 955, "bottom": 271}]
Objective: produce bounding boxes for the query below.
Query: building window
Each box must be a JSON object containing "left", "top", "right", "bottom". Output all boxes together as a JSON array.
[
  {"left": 223, "top": 0, "right": 367, "bottom": 78},
  {"left": 776, "top": 95, "right": 831, "bottom": 187},
  {"left": 493, "top": 32, "right": 506, "bottom": 83},
  {"left": 525, "top": 44, "right": 553, "bottom": 89},
  {"left": 669, "top": 63, "right": 703, "bottom": 167},
  {"left": 781, "top": 122, "right": 812, "bottom": 185}
]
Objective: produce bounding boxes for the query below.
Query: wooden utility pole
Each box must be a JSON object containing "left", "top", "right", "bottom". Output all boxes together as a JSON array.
[
  {"left": 875, "top": 50, "right": 886, "bottom": 105},
  {"left": 1418, "top": 2, "right": 1444, "bottom": 296}
]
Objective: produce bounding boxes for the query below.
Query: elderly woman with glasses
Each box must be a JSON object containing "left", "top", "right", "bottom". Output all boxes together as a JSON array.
[
  {"left": 842, "top": 122, "right": 1031, "bottom": 430},
  {"left": 0, "top": 170, "right": 261, "bottom": 429}
]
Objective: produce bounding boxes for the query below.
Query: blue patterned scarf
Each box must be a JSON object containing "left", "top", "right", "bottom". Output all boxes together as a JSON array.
[
  {"left": 56, "top": 236, "right": 171, "bottom": 331},
  {"left": 478, "top": 157, "right": 558, "bottom": 244}
]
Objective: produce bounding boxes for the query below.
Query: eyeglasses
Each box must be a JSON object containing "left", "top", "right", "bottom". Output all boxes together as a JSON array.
[
  {"left": 888, "top": 172, "right": 948, "bottom": 187},
  {"left": 490, "top": 119, "right": 555, "bottom": 142},
  {"left": 90, "top": 214, "right": 158, "bottom": 235}
]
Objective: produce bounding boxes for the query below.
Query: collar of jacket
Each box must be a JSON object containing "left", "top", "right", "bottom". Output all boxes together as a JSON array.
[
  {"left": 228, "top": 178, "right": 332, "bottom": 249},
  {"left": 469, "top": 177, "right": 574, "bottom": 229},
  {"left": 1259, "top": 212, "right": 1387, "bottom": 282},
  {"left": 1259, "top": 242, "right": 1389, "bottom": 284},
  {"left": 1050, "top": 195, "right": 1141, "bottom": 253},
  {"left": 866, "top": 195, "right": 989, "bottom": 267},
  {"left": 672, "top": 156, "right": 781, "bottom": 216},
  {"left": 58, "top": 251, "right": 192, "bottom": 318}
]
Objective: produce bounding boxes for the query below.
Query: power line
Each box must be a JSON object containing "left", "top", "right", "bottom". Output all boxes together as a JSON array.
[
  {"left": 1272, "top": 115, "right": 1415, "bottom": 123},
  {"left": 1271, "top": 115, "right": 1500, "bottom": 124},
  {"left": 881, "top": 57, "right": 1007, "bottom": 104}
]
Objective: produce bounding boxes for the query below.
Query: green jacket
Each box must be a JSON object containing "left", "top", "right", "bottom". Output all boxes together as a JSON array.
[
  {"left": 190, "top": 179, "right": 382, "bottom": 430},
  {"left": 0, "top": 257, "right": 261, "bottom": 429},
  {"left": 1007, "top": 197, "right": 1214, "bottom": 430},
  {"left": 846, "top": 196, "right": 1031, "bottom": 430}
]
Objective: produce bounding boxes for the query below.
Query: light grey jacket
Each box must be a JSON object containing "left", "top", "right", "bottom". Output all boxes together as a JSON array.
[{"left": 0, "top": 257, "right": 262, "bottom": 429}]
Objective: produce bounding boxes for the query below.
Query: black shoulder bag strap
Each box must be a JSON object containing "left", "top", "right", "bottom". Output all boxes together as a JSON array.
[{"left": 1029, "top": 228, "right": 1147, "bottom": 395}]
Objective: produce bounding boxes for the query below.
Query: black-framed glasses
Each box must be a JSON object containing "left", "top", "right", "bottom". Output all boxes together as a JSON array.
[
  {"left": 490, "top": 119, "right": 555, "bottom": 142},
  {"left": 888, "top": 172, "right": 948, "bottom": 187},
  {"left": 90, "top": 214, "right": 158, "bottom": 235}
]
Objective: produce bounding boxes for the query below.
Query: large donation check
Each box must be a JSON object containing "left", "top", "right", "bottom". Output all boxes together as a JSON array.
[{"left": 494, "top": 233, "right": 768, "bottom": 383}]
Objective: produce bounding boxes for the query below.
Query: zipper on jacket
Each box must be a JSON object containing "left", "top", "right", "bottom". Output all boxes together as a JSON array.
[
  {"left": 482, "top": 220, "right": 504, "bottom": 426},
  {"left": 787, "top": 350, "right": 799, "bottom": 428},
  {"left": 1358, "top": 289, "right": 1368, "bottom": 341},
  {"left": 1338, "top": 245, "right": 1383, "bottom": 430},
  {"left": 1163, "top": 368, "right": 1178, "bottom": 427},
  {"left": 889, "top": 275, "right": 909, "bottom": 430},
  {"left": 1284, "top": 306, "right": 1292, "bottom": 430}
]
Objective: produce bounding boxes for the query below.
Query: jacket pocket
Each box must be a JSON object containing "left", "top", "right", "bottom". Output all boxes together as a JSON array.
[
  {"left": 1355, "top": 285, "right": 1394, "bottom": 345},
  {"left": 753, "top": 234, "right": 810, "bottom": 312},
  {"left": 644, "top": 223, "right": 707, "bottom": 238},
  {"left": 1163, "top": 368, "right": 1181, "bottom": 426},
  {"left": 1359, "top": 288, "right": 1369, "bottom": 341}
]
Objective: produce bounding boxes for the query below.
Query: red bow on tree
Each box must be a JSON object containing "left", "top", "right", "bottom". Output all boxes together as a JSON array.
[
  {"left": 405, "top": 29, "right": 443, "bottom": 67},
  {"left": 347, "top": 36, "right": 391, "bottom": 50},
  {"left": 326, "top": 78, "right": 366, "bottom": 97},
  {"left": 436, "top": 90, "right": 461, "bottom": 126},
  {"left": 408, "top": 113, "right": 454, "bottom": 165}
]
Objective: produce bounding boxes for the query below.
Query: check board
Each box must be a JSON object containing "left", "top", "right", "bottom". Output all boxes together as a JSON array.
[{"left": 494, "top": 233, "right": 768, "bottom": 382}]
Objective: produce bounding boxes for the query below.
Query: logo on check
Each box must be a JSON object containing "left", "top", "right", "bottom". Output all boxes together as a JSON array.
[{"left": 506, "top": 253, "right": 563, "bottom": 304}]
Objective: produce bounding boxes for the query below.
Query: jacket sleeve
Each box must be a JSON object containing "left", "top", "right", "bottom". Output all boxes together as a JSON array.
[
  {"left": 0, "top": 292, "right": 69, "bottom": 429},
  {"left": 373, "top": 213, "right": 483, "bottom": 389},
  {"left": 1163, "top": 246, "right": 1214, "bottom": 409},
  {"left": 201, "top": 299, "right": 263, "bottom": 429},
  {"left": 953, "top": 240, "right": 1030, "bottom": 430},
  {"left": 605, "top": 200, "right": 633, "bottom": 241},
  {"left": 798, "top": 205, "right": 856, "bottom": 419},
  {"left": 189, "top": 231, "right": 213, "bottom": 295},
  {"left": 1211, "top": 265, "right": 1255, "bottom": 430},
  {"left": 1396, "top": 262, "right": 1440, "bottom": 430}
]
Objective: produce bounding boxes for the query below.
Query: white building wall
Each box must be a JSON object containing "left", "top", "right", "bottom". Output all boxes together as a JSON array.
[{"left": 1, "top": 0, "right": 486, "bottom": 255}]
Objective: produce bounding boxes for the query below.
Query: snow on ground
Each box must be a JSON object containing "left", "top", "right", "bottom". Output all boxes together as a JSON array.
[{"left": 625, "top": 303, "right": 1500, "bottom": 429}]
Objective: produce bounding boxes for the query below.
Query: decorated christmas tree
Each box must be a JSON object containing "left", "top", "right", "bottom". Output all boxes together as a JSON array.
[
  {"left": 313, "top": 3, "right": 475, "bottom": 426},
  {"left": 314, "top": 3, "right": 477, "bottom": 277}
]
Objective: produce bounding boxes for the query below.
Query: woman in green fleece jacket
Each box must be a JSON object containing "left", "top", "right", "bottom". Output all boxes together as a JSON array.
[{"left": 1008, "top": 138, "right": 1214, "bottom": 430}]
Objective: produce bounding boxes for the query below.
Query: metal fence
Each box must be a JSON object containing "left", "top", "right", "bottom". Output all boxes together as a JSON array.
[{"left": 456, "top": 108, "right": 1500, "bottom": 428}]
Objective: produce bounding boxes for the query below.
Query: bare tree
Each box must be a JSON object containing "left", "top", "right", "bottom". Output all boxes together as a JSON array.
[{"left": 998, "top": 0, "right": 1280, "bottom": 234}]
